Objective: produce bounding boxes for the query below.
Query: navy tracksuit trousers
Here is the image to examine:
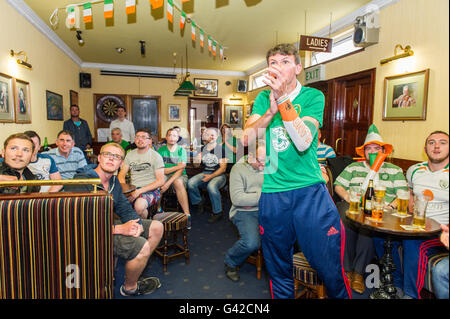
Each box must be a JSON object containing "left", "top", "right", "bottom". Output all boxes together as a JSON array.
[{"left": 259, "top": 183, "right": 352, "bottom": 299}]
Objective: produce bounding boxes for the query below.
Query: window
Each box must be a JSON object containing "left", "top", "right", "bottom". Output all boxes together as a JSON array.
[
  {"left": 249, "top": 68, "right": 268, "bottom": 91},
  {"left": 309, "top": 29, "right": 363, "bottom": 67}
]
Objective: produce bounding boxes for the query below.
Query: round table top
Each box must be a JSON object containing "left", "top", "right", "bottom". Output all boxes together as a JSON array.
[
  {"left": 121, "top": 183, "right": 136, "bottom": 194},
  {"left": 344, "top": 208, "right": 442, "bottom": 238}
]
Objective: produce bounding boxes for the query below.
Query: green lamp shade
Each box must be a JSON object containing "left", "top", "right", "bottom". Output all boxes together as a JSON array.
[{"left": 178, "top": 80, "right": 196, "bottom": 91}]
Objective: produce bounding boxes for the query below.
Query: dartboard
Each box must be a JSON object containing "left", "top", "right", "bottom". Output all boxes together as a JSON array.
[{"left": 96, "top": 95, "right": 126, "bottom": 122}]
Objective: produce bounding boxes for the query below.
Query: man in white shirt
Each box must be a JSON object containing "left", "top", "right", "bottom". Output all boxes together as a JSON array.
[{"left": 110, "top": 106, "right": 135, "bottom": 142}]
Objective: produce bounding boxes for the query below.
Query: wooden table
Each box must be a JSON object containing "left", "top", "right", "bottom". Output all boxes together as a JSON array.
[
  {"left": 344, "top": 208, "right": 441, "bottom": 299},
  {"left": 121, "top": 183, "right": 136, "bottom": 196}
]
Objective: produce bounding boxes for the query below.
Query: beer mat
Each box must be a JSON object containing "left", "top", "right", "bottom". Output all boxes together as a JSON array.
[
  {"left": 391, "top": 213, "right": 412, "bottom": 218},
  {"left": 400, "top": 225, "right": 425, "bottom": 231}
]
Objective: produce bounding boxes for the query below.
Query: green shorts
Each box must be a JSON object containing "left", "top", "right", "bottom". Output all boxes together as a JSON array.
[{"left": 113, "top": 219, "right": 152, "bottom": 260}]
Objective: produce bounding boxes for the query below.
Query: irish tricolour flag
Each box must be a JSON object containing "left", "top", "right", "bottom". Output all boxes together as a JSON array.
[
  {"left": 83, "top": 2, "right": 92, "bottom": 23},
  {"left": 150, "top": 0, "right": 163, "bottom": 9},
  {"left": 199, "top": 29, "right": 204, "bottom": 47},
  {"left": 167, "top": 0, "right": 174, "bottom": 23},
  {"left": 180, "top": 10, "right": 186, "bottom": 29},
  {"left": 191, "top": 20, "right": 196, "bottom": 41},
  {"left": 126, "top": 0, "right": 136, "bottom": 15},
  {"left": 104, "top": 0, "right": 114, "bottom": 19},
  {"left": 67, "top": 6, "right": 75, "bottom": 27}
]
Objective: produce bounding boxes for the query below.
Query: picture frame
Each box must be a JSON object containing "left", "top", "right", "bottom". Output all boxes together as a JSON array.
[
  {"left": 70, "top": 90, "right": 78, "bottom": 107},
  {"left": 194, "top": 78, "right": 218, "bottom": 97},
  {"left": 0, "top": 72, "right": 15, "bottom": 123},
  {"left": 14, "top": 78, "right": 31, "bottom": 124},
  {"left": 224, "top": 104, "right": 243, "bottom": 128},
  {"left": 46, "top": 90, "right": 64, "bottom": 121},
  {"left": 382, "top": 69, "right": 429, "bottom": 121},
  {"left": 168, "top": 104, "right": 181, "bottom": 121}
]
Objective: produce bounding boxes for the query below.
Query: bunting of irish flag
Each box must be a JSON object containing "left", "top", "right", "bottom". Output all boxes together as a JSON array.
[
  {"left": 191, "top": 20, "right": 196, "bottom": 41},
  {"left": 180, "top": 10, "right": 186, "bottom": 29},
  {"left": 104, "top": 0, "right": 114, "bottom": 19},
  {"left": 219, "top": 45, "right": 223, "bottom": 60},
  {"left": 83, "top": 2, "right": 92, "bottom": 23},
  {"left": 125, "top": 0, "right": 136, "bottom": 15},
  {"left": 67, "top": 6, "right": 76, "bottom": 28},
  {"left": 199, "top": 29, "right": 204, "bottom": 47},
  {"left": 212, "top": 40, "right": 217, "bottom": 56},
  {"left": 181, "top": 0, "right": 190, "bottom": 3},
  {"left": 150, "top": 0, "right": 164, "bottom": 9},
  {"left": 167, "top": 0, "right": 174, "bottom": 23},
  {"left": 208, "top": 36, "right": 212, "bottom": 52}
]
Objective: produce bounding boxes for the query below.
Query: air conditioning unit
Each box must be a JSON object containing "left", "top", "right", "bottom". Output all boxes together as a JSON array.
[{"left": 353, "top": 13, "right": 379, "bottom": 47}]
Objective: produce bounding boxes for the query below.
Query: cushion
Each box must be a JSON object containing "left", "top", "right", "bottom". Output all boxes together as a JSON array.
[
  {"left": 293, "top": 252, "right": 323, "bottom": 286},
  {"left": 153, "top": 212, "right": 188, "bottom": 231}
]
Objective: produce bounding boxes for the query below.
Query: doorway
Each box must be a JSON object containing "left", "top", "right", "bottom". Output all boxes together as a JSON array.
[{"left": 188, "top": 97, "right": 222, "bottom": 144}]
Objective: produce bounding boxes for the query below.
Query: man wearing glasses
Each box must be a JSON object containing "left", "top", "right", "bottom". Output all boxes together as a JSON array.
[
  {"left": 66, "top": 143, "right": 164, "bottom": 296},
  {"left": 118, "top": 128, "right": 165, "bottom": 218}
]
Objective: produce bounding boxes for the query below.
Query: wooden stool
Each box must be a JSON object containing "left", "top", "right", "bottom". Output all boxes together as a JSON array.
[
  {"left": 245, "top": 247, "right": 264, "bottom": 280},
  {"left": 293, "top": 251, "right": 327, "bottom": 299},
  {"left": 153, "top": 212, "right": 189, "bottom": 272}
]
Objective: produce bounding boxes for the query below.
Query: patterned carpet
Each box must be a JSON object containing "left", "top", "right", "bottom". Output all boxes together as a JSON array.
[{"left": 113, "top": 201, "right": 272, "bottom": 299}]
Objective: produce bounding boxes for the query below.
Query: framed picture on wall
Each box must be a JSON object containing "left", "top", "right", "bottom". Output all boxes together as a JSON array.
[
  {"left": 70, "top": 90, "right": 78, "bottom": 107},
  {"left": 0, "top": 72, "right": 15, "bottom": 123},
  {"left": 168, "top": 104, "right": 180, "bottom": 121},
  {"left": 382, "top": 69, "right": 429, "bottom": 121},
  {"left": 46, "top": 90, "right": 64, "bottom": 121},
  {"left": 14, "top": 78, "right": 31, "bottom": 124},
  {"left": 224, "top": 104, "right": 243, "bottom": 128},
  {"left": 194, "top": 78, "right": 218, "bottom": 97}
]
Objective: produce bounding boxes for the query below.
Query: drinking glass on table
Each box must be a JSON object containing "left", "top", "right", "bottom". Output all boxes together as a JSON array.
[
  {"left": 372, "top": 196, "right": 384, "bottom": 222},
  {"left": 349, "top": 186, "right": 361, "bottom": 214},
  {"left": 375, "top": 184, "right": 386, "bottom": 202},
  {"left": 413, "top": 196, "right": 428, "bottom": 228},
  {"left": 396, "top": 189, "right": 410, "bottom": 215}
]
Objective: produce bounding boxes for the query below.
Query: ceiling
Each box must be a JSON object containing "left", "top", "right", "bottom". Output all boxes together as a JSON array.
[{"left": 22, "top": 0, "right": 373, "bottom": 73}]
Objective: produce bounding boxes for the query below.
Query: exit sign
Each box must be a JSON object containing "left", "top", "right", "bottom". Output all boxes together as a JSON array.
[{"left": 304, "top": 64, "right": 325, "bottom": 84}]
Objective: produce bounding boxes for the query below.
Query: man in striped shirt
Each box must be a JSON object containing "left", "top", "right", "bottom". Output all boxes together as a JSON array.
[
  {"left": 44, "top": 130, "right": 87, "bottom": 180},
  {"left": 316, "top": 129, "right": 336, "bottom": 165},
  {"left": 334, "top": 124, "right": 408, "bottom": 294}
]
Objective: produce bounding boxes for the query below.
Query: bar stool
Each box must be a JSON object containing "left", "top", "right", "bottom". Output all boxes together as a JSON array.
[{"left": 293, "top": 251, "right": 327, "bottom": 299}]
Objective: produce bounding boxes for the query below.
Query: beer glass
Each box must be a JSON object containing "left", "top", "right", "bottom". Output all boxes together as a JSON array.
[
  {"left": 396, "top": 189, "right": 410, "bottom": 215},
  {"left": 375, "top": 184, "right": 386, "bottom": 201},
  {"left": 349, "top": 186, "right": 361, "bottom": 214},
  {"left": 413, "top": 196, "right": 428, "bottom": 228},
  {"left": 372, "top": 196, "right": 384, "bottom": 222}
]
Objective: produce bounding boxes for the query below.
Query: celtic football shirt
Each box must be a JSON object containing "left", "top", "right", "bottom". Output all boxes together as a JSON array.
[{"left": 252, "top": 84, "right": 325, "bottom": 192}]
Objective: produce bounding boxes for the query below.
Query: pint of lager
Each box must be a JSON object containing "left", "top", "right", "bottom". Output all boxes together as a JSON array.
[
  {"left": 396, "top": 189, "right": 410, "bottom": 215},
  {"left": 349, "top": 186, "right": 361, "bottom": 214},
  {"left": 413, "top": 196, "right": 428, "bottom": 228}
]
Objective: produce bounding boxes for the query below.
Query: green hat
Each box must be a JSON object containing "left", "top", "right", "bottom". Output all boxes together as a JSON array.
[{"left": 355, "top": 124, "right": 393, "bottom": 157}]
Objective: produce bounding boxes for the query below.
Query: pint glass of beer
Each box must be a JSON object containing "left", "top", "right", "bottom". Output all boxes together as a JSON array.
[
  {"left": 372, "top": 196, "right": 384, "bottom": 222},
  {"left": 413, "top": 196, "right": 428, "bottom": 228},
  {"left": 375, "top": 184, "right": 386, "bottom": 201},
  {"left": 349, "top": 186, "right": 361, "bottom": 214},
  {"left": 396, "top": 189, "right": 410, "bottom": 215}
]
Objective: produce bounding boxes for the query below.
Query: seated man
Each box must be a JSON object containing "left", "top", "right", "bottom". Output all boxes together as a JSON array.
[
  {"left": 24, "top": 130, "right": 62, "bottom": 193},
  {"left": 157, "top": 128, "right": 190, "bottom": 225},
  {"left": 218, "top": 123, "right": 238, "bottom": 164},
  {"left": 0, "top": 133, "right": 40, "bottom": 194},
  {"left": 44, "top": 130, "right": 87, "bottom": 180},
  {"left": 380, "top": 130, "right": 449, "bottom": 299},
  {"left": 108, "top": 127, "right": 130, "bottom": 151},
  {"left": 65, "top": 143, "right": 163, "bottom": 296},
  {"left": 334, "top": 124, "right": 408, "bottom": 294},
  {"left": 224, "top": 140, "right": 265, "bottom": 282},
  {"left": 118, "top": 128, "right": 165, "bottom": 219},
  {"left": 316, "top": 129, "right": 336, "bottom": 165},
  {"left": 432, "top": 224, "right": 449, "bottom": 299},
  {"left": 187, "top": 127, "right": 227, "bottom": 224}
]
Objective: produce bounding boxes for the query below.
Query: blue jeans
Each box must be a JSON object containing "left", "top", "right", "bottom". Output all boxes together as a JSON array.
[
  {"left": 187, "top": 172, "right": 226, "bottom": 214},
  {"left": 224, "top": 210, "right": 261, "bottom": 268},
  {"left": 432, "top": 256, "right": 449, "bottom": 299}
]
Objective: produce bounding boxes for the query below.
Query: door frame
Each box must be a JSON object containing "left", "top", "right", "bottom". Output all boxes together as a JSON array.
[{"left": 187, "top": 97, "right": 222, "bottom": 138}]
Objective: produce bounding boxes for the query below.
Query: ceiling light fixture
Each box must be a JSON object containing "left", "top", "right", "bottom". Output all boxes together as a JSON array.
[
  {"left": 76, "top": 30, "right": 84, "bottom": 44},
  {"left": 380, "top": 44, "right": 414, "bottom": 65},
  {"left": 10, "top": 50, "right": 32, "bottom": 69},
  {"left": 174, "top": 45, "right": 196, "bottom": 96},
  {"left": 139, "top": 40, "right": 146, "bottom": 56}
]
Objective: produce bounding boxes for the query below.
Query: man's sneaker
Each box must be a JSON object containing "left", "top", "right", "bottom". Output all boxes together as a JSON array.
[
  {"left": 208, "top": 212, "right": 223, "bottom": 224},
  {"left": 225, "top": 264, "right": 240, "bottom": 282},
  {"left": 186, "top": 214, "right": 191, "bottom": 229},
  {"left": 120, "top": 277, "right": 161, "bottom": 297}
]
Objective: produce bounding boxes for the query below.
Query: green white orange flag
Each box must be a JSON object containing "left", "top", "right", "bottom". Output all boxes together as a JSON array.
[
  {"left": 212, "top": 40, "right": 217, "bottom": 56},
  {"left": 199, "top": 29, "right": 204, "bottom": 47},
  {"left": 83, "top": 2, "right": 92, "bottom": 23},
  {"left": 181, "top": 0, "right": 190, "bottom": 3},
  {"left": 219, "top": 45, "right": 223, "bottom": 60},
  {"left": 67, "top": 6, "right": 76, "bottom": 27},
  {"left": 191, "top": 20, "right": 196, "bottom": 41},
  {"left": 208, "top": 36, "right": 212, "bottom": 52},
  {"left": 125, "top": 0, "right": 136, "bottom": 15},
  {"left": 150, "top": 0, "right": 163, "bottom": 9},
  {"left": 167, "top": 0, "right": 174, "bottom": 23},
  {"left": 180, "top": 10, "right": 186, "bottom": 29},
  {"left": 104, "top": 0, "right": 114, "bottom": 19}
]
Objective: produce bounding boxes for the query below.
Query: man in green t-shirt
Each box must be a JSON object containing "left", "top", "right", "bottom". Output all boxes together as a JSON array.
[
  {"left": 157, "top": 128, "right": 190, "bottom": 225},
  {"left": 242, "top": 43, "right": 350, "bottom": 299},
  {"left": 108, "top": 127, "right": 130, "bottom": 152}
]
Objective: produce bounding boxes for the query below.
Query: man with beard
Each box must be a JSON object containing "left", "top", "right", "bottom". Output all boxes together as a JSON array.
[
  {"left": 118, "top": 128, "right": 165, "bottom": 219},
  {"left": 0, "top": 133, "right": 39, "bottom": 194}
]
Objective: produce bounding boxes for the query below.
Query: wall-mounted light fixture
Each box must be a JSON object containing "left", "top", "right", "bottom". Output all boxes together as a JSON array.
[
  {"left": 76, "top": 30, "right": 84, "bottom": 45},
  {"left": 115, "top": 47, "right": 125, "bottom": 54},
  {"left": 10, "top": 50, "right": 32, "bottom": 69},
  {"left": 380, "top": 44, "right": 414, "bottom": 65},
  {"left": 139, "top": 40, "right": 146, "bottom": 56}
]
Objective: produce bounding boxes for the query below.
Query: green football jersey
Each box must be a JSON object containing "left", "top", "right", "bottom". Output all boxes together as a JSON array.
[
  {"left": 252, "top": 86, "right": 325, "bottom": 193},
  {"left": 157, "top": 144, "right": 187, "bottom": 176}
]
